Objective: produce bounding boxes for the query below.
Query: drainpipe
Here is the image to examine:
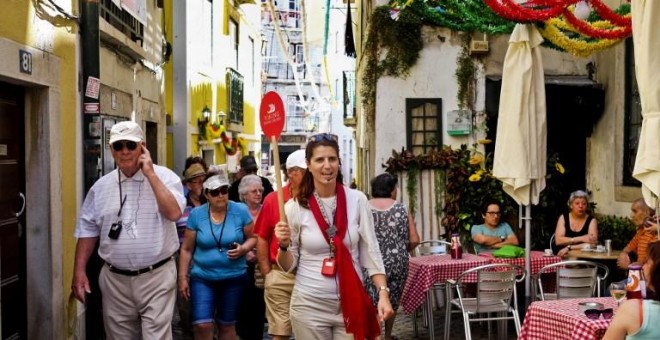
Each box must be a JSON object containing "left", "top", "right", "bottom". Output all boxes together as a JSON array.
[{"left": 80, "top": 2, "right": 105, "bottom": 340}]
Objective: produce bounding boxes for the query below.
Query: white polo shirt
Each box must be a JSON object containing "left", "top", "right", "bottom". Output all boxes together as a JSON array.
[{"left": 75, "top": 165, "right": 186, "bottom": 270}]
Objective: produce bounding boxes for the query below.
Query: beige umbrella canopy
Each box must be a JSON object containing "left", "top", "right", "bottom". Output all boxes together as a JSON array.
[
  {"left": 632, "top": 0, "right": 660, "bottom": 207},
  {"left": 493, "top": 24, "right": 547, "bottom": 206},
  {"left": 492, "top": 24, "right": 547, "bottom": 303}
]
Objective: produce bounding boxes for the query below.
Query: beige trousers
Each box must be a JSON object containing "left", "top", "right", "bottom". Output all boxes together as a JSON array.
[
  {"left": 264, "top": 267, "right": 296, "bottom": 336},
  {"left": 98, "top": 259, "right": 177, "bottom": 340},
  {"left": 289, "top": 289, "right": 353, "bottom": 340}
]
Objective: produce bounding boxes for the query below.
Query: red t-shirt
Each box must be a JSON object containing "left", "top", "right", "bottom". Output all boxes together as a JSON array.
[{"left": 254, "top": 184, "right": 292, "bottom": 263}]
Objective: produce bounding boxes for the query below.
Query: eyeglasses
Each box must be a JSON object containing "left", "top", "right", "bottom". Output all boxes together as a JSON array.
[
  {"left": 584, "top": 308, "right": 613, "bottom": 320},
  {"left": 249, "top": 188, "right": 264, "bottom": 195},
  {"left": 486, "top": 211, "right": 502, "bottom": 216},
  {"left": 112, "top": 140, "right": 138, "bottom": 152},
  {"left": 188, "top": 178, "right": 204, "bottom": 185},
  {"left": 308, "top": 133, "right": 338, "bottom": 144},
  {"left": 207, "top": 185, "right": 230, "bottom": 197}
]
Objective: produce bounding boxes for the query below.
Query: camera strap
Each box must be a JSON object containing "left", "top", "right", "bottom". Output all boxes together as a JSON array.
[
  {"left": 209, "top": 205, "right": 229, "bottom": 252},
  {"left": 117, "top": 170, "right": 127, "bottom": 219}
]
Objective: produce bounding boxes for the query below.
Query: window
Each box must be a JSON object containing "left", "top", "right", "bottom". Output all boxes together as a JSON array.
[
  {"left": 406, "top": 98, "right": 442, "bottom": 155},
  {"left": 343, "top": 71, "right": 355, "bottom": 119},
  {"left": 623, "top": 39, "right": 642, "bottom": 186},
  {"left": 249, "top": 37, "right": 255, "bottom": 85},
  {"left": 226, "top": 68, "right": 244, "bottom": 124},
  {"left": 229, "top": 19, "right": 239, "bottom": 70}
]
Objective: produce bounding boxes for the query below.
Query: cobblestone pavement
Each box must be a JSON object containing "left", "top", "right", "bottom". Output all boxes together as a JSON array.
[{"left": 172, "top": 305, "right": 519, "bottom": 340}]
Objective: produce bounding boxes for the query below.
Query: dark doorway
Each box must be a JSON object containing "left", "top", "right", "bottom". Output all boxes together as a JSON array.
[
  {"left": 0, "top": 82, "right": 27, "bottom": 339},
  {"left": 485, "top": 78, "right": 604, "bottom": 194}
]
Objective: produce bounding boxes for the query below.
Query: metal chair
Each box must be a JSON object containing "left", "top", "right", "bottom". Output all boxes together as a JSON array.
[
  {"left": 549, "top": 233, "right": 555, "bottom": 252},
  {"left": 444, "top": 263, "right": 525, "bottom": 340},
  {"left": 412, "top": 240, "right": 451, "bottom": 337},
  {"left": 533, "top": 260, "right": 609, "bottom": 301}
]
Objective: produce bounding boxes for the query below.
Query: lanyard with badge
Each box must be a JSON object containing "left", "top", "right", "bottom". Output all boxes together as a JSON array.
[{"left": 313, "top": 191, "right": 338, "bottom": 276}]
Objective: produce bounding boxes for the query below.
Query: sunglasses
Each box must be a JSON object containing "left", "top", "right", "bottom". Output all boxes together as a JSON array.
[
  {"left": 308, "top": 133, "right": 338, "bottom": 144},
  {"left": 584, "top": 308, "right": 613, "bottom": 320},
  {"left": 486, "top": 211, "right": 502, "bottom": 216},
  {"left": 112, "top": 140, "right": 139, "bottom": 152},
  {"left": 207, "top": 185, "right": 230, "bottom": 197}
]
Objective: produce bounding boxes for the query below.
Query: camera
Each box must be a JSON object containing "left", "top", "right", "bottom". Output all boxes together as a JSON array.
[{"left": 108, "top": 222, "right": 123, "bottom": 239}]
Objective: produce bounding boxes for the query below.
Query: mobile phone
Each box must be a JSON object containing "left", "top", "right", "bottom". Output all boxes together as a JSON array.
[
  {"left": 646, "top": 218, "right": 655, "bottom": 226},
  {"left": 229, "top": 242, "right": 239, "bottom": 250}
]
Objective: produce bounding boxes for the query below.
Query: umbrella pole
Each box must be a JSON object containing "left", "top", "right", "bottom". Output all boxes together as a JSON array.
[{"left": 524, "top": 205, "right": 532, "bottom": 305}]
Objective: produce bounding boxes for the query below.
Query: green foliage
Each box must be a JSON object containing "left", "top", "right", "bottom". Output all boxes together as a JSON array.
[
  {"left": 361, "top": 6, "right": 423, "bottom": 123},
  {"left": 406, "top": 166, "right": 419, "bottom": 216},
  {"left": 455, "top": 34, "right": 476, "bottom": 110},
  {"left": 597, "top": 214, "right": 637, "bottom": 250}
]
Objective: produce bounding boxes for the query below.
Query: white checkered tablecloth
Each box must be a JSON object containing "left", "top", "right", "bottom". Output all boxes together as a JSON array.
[
  {"left": 400, "top": 253, "right": 490, "bottom": 314},
  {"left": 519, "top": 297, "right": 615, "bottom": 340},
  {"left": 480, "top": 250, "right": 562, "bottom": 275}
]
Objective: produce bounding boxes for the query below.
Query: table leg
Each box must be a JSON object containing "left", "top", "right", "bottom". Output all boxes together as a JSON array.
[{"left": 427, "top": 289, "right": 435, "bottom": 340}]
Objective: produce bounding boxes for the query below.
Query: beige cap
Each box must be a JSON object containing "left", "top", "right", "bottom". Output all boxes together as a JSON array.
[
  {"left": 183, "top": 163, "right": 206, "bottom": 181},
  {"left": 109, "top": 121, "right": 144, "bottom": 144}
]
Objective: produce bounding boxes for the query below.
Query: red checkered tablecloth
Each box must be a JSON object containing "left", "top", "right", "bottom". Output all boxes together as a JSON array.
[
  {"left": 519, "top": 297, "right": 615, "bottom": 340},
  {"left": 480, "top": 250, "right": 562, "bottom": 275},
  {"left": 400, "top": 253, "right": 490, "bottom": 314}
]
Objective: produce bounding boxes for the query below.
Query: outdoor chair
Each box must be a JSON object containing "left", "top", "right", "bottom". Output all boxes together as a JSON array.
[
  {"left": 412, "top": 240, "right": 451, "bottom": 337},
  {"left": 533, "top": 260, "right": 609, "bottom": 301},
  {"left": 549, "top": 233, "right": 555, "bottom": 252},
  {"left": 444, "top": 263, "right": 524, "bottom": 340}
]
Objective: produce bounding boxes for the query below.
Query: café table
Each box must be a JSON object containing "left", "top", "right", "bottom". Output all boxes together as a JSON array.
[
  {"left": 400, "top": 253, "right": 490, "bottom": 339},
  {"left": 519, "top": 297, "right": 616, "bottom": 340},
  {"left": 479, "top": 250, "right": 562, "bottom": 275},
  {"left": 566, "top": 249, "right": 621, "bottom": 261}
]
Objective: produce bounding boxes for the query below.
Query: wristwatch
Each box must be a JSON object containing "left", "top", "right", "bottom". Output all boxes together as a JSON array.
[
  {"left": 278, "top": 243, "right": 289, "bottom": 252},
  {"left": 500, "top": 235, "right": 506, "bottom": 242},
  {"left": 379, "top": 286, "right": 390, "bottom": 294}
]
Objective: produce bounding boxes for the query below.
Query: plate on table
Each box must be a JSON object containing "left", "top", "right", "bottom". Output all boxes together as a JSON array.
[
  {"left": 592, "top": 249, "right": 606, "bottom": 253},
  {"left": 581, "top": 248, "right": 593, "bottom": 252}
]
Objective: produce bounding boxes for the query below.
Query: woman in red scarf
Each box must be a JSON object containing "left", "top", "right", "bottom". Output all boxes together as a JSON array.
[{"left": 275, "top": 133, "right": 394, "bottom": 339}]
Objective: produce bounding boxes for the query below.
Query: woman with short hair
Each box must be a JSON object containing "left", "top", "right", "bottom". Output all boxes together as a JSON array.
[{"left": 553, "top": 190, "right": 598, "bottom": 256}]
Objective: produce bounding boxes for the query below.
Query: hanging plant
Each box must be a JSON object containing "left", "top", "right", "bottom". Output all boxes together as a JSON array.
[
  {"left": 406, "top": 166, "right": 419, "bottom": 216},
  {"left": 455, "top": 34, "right": 477, "bottom": 110},
  {"left": 361, "top": 6, "right": 423, "bottom": 124}
]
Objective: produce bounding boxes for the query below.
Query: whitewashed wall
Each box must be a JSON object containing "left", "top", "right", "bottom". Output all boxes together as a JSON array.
[{"left": 396, "top": 169, "right": 446, "bottom": 240}]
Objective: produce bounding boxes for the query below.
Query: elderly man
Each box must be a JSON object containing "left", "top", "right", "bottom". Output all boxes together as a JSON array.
[
  {"left": 254, "top": 150, "right": 307, "bottom": 340},
  {"left": 71, "top": 121, "right": 185, "bottom": 339},
  {"left": 617, "top": 198, "right": 658, "bottom": 270},
  {"left": 228, "top": 155, "right": 274, "bottom": 203}
]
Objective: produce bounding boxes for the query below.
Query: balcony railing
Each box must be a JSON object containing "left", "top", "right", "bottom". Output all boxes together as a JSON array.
[
  {"left": 99, "top": 0, "right": 144, "bottom": 45},
  {"left": 285, "top": 115, "right": 318, "bottom": 133},
  {"left": 262, "top": 9, "right": 301, "bottom": 28},
  {"left": 264, "top": 62, "right": 322, "bottom": 82}
]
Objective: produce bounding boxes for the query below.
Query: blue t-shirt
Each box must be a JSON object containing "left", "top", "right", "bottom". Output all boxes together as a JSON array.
[
  {"left": 187, "top": 201, "right": 253, "bottom": 281},
  {"left": 471, "top": 222, "right": 514, "bottom": 254}
]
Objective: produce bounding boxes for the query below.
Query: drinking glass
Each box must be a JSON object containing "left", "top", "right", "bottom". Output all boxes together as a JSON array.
[{"left": 609, "top": 282, "right": 626, "bottom": 306}]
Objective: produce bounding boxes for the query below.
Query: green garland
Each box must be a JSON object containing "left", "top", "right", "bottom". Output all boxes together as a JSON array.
[
  {"left": 455, "top": 34, "right": 476, "bottom": 110},
  {"left": 407, "top": 0, "right": 515, "bottom": 35}
]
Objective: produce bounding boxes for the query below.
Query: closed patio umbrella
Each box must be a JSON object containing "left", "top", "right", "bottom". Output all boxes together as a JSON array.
[
  {"left": 492, "top": 24, "right": 547, "bottom": 304},
  {"left": 632, "top": 0, "right": 660, "bottom": 208}
]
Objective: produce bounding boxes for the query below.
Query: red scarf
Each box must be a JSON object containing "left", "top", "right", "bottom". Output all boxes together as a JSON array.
[{"left": 309, "top": 184, "right": 380, "bottom": 340}]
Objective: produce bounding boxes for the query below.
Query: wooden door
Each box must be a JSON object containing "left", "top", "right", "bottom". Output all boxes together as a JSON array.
[{"left": 0, "top": 82, "right": 26, "bottom": 339}]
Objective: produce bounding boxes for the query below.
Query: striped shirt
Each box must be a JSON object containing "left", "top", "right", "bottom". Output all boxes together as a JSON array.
[
  {"left": 626, "top": 228, "right": 658, "bottom": 264},
  {"left": 75, "top": 165, "right": 185, "bottom": 270}
]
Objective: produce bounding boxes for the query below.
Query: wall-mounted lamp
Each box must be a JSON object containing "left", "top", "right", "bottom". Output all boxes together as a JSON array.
[
  {"left": 218, "top": 111, "right": 227, "bottom": 126},
  {"left": 201, "top": 105, "right": 212, "bottom": 120}
]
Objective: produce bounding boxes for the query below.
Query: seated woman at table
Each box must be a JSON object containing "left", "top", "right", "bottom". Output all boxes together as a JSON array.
[
  {"left": 553, "top": 190, "right": 598, "bottom": 257},
  {"left": 471, "top": 200, "right": 518, "bottom": 254},
  {"left": 603, "top": 241, "right": 660, "bottom": 340}
]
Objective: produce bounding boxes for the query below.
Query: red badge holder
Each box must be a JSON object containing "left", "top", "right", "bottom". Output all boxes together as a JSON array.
[{"left": 321, "top": 257, "right": 337, "bottom": 276}]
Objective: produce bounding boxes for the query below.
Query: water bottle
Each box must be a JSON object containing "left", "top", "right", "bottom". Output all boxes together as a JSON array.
[
  {"left": 450, "top": 233, "right": 462, "bottom": 259},
  {"left": 626, "top": 264, "right": 646, "bottom": 299}
]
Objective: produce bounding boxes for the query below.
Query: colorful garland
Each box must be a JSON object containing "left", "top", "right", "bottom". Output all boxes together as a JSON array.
[
  {"left": 483, "top": 0, "right": 570, "bottom": 22},
  {"left": 539, "top": 17, "right": 623, "bottom": 58},
  {"left": 562, "top": 7, "right": 630, "bottom": 39},
  {"left": 408, "top": 0, "right": 514, "bottom": 35},
  {"left": 588, "top": 0, "right": 631, "bottom": 27}
]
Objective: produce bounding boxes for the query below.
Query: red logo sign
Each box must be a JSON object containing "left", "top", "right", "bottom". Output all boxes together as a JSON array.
[{"left": 260, "top": 91, "right": 285, "bottom": 139}]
